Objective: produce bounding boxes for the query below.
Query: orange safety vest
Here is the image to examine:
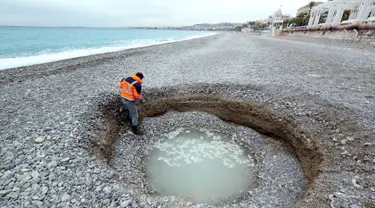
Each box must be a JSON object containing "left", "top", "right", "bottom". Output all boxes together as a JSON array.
[{"left": 120, "top": 74, "right": 143, "bottom": 101}]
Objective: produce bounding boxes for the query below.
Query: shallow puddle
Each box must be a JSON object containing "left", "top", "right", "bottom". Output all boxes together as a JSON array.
[{"left": 146, "top": 128, "right": 255, "bottom": 204}]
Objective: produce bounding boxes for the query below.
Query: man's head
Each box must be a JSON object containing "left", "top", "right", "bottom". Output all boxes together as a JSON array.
[{"left": 136, "top": 72, "right": 144, "bottom": 80}]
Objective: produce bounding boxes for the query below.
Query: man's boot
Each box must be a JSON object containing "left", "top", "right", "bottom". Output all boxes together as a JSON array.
[{"left": 131, "top": 126, "right": 144, "bottom": 135}]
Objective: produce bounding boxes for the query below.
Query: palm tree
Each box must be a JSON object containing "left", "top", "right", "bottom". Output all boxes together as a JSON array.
[{"left": 308, "top": 1, "right": 317, "bottom": 15}]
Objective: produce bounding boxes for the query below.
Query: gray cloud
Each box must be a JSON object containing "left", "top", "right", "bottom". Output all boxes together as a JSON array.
[{"left": 0, "top": 0, "right": 309, "bottom": 27}]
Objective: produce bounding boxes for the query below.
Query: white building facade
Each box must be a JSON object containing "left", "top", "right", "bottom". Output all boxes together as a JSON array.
[
  {"left": 272, "top": 9, "right": 284, "bottom": 29},
  {"left": 308, "top": 0, "right": 375, "bottom": 26}
]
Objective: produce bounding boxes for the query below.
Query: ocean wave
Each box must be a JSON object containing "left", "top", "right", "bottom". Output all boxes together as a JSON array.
[{"left": 0, "top": 33, "right": 216, "bottom": 70}]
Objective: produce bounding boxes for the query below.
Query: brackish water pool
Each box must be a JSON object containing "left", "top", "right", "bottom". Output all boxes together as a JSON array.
[{"left": 146, "top": 128, "right": 255, "bottom": 204}]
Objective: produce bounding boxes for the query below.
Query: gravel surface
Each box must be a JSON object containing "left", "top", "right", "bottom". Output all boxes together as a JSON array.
[
  {"left": 1, "top": 33, "right": 374, "bottom": 208},
  {"left": 111, "top": 111, "right": 307, "bottom": 207}
]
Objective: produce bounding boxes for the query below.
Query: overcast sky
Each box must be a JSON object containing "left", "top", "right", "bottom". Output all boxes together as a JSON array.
[{"left": 0, "top": 0, "right": 314, "bottom": 27}]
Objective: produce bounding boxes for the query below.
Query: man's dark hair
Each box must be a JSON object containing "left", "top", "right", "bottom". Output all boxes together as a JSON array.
[{"left": 136, "top": 72, "right": 144, "bottom": 79}]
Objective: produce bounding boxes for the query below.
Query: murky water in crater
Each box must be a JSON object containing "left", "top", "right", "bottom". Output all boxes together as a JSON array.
[{"left": 146, "top": 128, "right": 255, "bottom": 204}]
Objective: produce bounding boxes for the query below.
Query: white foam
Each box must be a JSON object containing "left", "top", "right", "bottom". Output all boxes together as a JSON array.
[{"left": 0, "top": 33, "right": 217, "bottom": 70}]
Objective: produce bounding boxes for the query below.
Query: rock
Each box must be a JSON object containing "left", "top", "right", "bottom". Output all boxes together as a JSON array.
[
  {"left": 21, "top": 175, "right": 32, "bottom": 184},
  {"left": 341, "top": 150, "right": 349, "bottom": 155},
  {"left": 15, "top": 158, "right": 22, "bottom": 165},
  {"left": 350, "top": 204, "right": 361, "bottom": 208},
  {"left": 32, "top": 200, "right": 43, "bottom": 207},
  {"left": 61, "top": 157, "right": 70, "bottom": 162},
  {"left": 103, "top": 199, "right": 110, "bottom": 205},
  {"left": 3, "top": 162, "right": 15, "bottom": 170},
  {"left": 364, "top": 143, "right": 372, "bottom": 146},
  {"left": 32, "top": 177, "right": 41, "bottom": 184},
  {"left": 341, "top": 140, "right": 347, "bottom": 145},
  {"left": 34, "top": 137, "right": 45, "bottom": 143},
  {"left": 0, "top": 189, "right": 11, "bottom": 196},
  {"left": 47, "top": 160, "right": 58, "bottom": 168},
  {"left": 7, "top": 191, "right": 19, "bottom": 199},
  {"left": 333, "top": 192, "right": 346, "bottom": 198},
  {"left": 20, "top": 191, "right": 30, "bottom": 197},
  {"left": 61, "top": 193, "right": 71, "bottom": 201},
  {"left": 103, "top": 186, "right": 112, "bottom": 194},
  {"left": 332, "top": 138, "right": 338, "bottom": 142},
  {"left": 40, "top": 172, "right": 49, "bottom": 178},
  {"left": 22, "top": 182, "right": 31, "bottom": 189},
  {"left": 346, "top": 136, "right": 355, "bottom": 141},
  {"left": 41, "top": 186, "right": 48, "bottom": 195},
  {"left": 120, "top": 200, "right": 131, "bottom": 207},
  {"left": 31, "top": 171, "right": 40, "bottom": 179},
  {"left": 352, "top": 178, "right": 362, "bottom": 189},
  {"left": 23, "top": 201, "right": 31, "bottom": 207}
]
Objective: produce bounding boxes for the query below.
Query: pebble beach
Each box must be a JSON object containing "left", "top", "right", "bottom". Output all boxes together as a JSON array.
[{"left": 1, "top": 33, "right": 374, "bottom": 208}]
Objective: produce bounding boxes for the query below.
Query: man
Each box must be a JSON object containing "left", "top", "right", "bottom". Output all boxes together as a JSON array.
[{"left": 120, "top": 72, "right": 144, "bottom": 135}]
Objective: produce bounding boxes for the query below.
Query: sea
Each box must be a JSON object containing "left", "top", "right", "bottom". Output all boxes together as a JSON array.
[{"left": 0, "top": 26, "right": 215, "bottom": 70}]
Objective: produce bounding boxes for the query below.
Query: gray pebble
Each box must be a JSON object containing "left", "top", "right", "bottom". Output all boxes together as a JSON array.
[
  {"left": 47, "top": 161, "right": 58, "bottom": 168},
  {"left": 41, "top": 186, "right": 49, "bottom": 195},
  {"left": 120, "top": 200, "right": 131, "bottom": 207},
  {"left": 0, "top": 189, "right": 11, "bottom": 196},
  {"left": 31, "top": 171, "right": 40, "bottom": 179},
  {"left": 61, "top": 193, "right": 71, "bottom": 201},
  {"left": 103, "top": 199, "right": 110, "bottom": 205},
  {"left": 103, "top": 186, "right": 112, "bottom": 194},
  {"left": 7, "top": 191, "right": 19, "bottom": 199}
]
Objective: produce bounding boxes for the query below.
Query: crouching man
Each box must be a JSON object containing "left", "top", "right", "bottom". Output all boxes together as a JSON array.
[{"left": 120, "top": 72, "right": 144, "bottom": 135}]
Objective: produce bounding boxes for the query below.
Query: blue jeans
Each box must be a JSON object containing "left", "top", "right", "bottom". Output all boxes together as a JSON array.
[{"left": 121, "top": 98, "right": 138, "bottom": 126}]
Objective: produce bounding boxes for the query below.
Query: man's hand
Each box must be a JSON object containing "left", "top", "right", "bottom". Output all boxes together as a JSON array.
[{"left": 140, "top": 99, "right": 145, "bottom": 104}]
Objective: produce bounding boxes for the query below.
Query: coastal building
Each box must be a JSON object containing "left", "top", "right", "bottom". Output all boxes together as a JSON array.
[
  {"left": 271, "top": 9, "right": 284, "bottom": 29},
  {"left": 308, "top": 0, "right": 375, "bottom": 26},
  {"left": 297, "top": 2, "right": 324, "bottom": 16}
]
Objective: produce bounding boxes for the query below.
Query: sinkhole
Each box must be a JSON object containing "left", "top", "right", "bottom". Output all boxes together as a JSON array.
[
  {"left": 146, "top": 128, "right": 254, "bottom": 204},
  {"left": 82, "top": 91, "right": 323, "bottom": 207}
]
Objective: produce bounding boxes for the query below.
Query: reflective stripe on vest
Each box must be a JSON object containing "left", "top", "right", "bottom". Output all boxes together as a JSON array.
[{"left": 121, "top": 81, "right": 138, "bottom": 100}]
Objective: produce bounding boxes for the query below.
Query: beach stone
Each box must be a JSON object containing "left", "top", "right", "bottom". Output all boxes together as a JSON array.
[
  {"left": 41, "top": 186, "right": 49, "bottom": 195},
  {"left": 31, "top": 171, "right": 40, "bottom": 179},
  {"left": 0, "top": 189, "right": 11, "bottom": 196},
  {"left": 352, "top": 178, "right": 362, "bottom": 189},
  {"left": 103, "top": 186, "right": 112, "bottom": 194},
  {"left": 120, "top": 200, "right": 131, "bottom": 207},
  {"left": 32, "top": 200, "right": 44, "bottom": 207},
  {"left": 61, "top": 157, "right": 70, "bottom": 162},
  {"left": 47, "top": 160, "right": 58, "bottom": 168},
  {"left": 61, "top": 193, "right": 71, "bottom": 201},
  {"left": 350, "top": 204, "right": 361, "bottom": 208},
  {"left": 346, "top": 136, "right": 355, "bottom": 141},
  {"left": 34, "top": 137, "right": 45, "bottom": 143},
  {"left": 103, "top": 199, "right": 110, "bottom": 205},
  {"left": 7, "top": 191, "right": 19, "bottom": 199}
]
